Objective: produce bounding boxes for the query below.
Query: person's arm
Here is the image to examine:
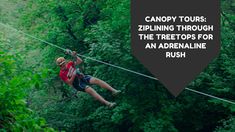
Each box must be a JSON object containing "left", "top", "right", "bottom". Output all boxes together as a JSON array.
[
  {"left": 73, "top": 55, "right": 83, "bottom": 66},
  {"left": 67, "top": 50, "right": 83, "bottom": 66}
]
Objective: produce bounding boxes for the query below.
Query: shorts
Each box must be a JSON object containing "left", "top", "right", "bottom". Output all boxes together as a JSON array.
[{"left": 72, "top": 75, "right": 92, "bottom": 92}]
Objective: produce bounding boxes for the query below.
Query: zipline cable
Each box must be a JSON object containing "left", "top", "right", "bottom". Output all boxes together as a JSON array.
[{"left": 1, "top": 22, "right": 235, "bottom": 105}]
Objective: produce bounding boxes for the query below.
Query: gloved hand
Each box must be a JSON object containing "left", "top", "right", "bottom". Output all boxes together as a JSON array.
[
  {"left": 66, "top": 49, "right": 77, "bottom": 57},
  {"left": 66, "top": 49, "right": 73, "bottom": 55},
  {"left": 71, "top": 51, "right": 77, "bottom": 57}
]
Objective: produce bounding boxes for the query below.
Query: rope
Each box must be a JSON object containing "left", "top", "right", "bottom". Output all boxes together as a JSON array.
[{"left": 1, "top": 22, "right": 235, "bottom": 105}]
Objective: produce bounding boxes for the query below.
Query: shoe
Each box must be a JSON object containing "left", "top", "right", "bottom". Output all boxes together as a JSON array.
[
  {"left": 107, "top": 102, "right": 117, "bottom": 108},
  {"left": 112, "top": 90, "right": 121, "bottom": 96}
]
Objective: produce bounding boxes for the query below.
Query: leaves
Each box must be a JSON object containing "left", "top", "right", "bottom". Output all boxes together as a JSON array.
[
  {"left": 0, "top": 28, "right": 54, "bottom": 131},
  {"left": 0, "top": 0, "right": 235, "bottom": 131}
]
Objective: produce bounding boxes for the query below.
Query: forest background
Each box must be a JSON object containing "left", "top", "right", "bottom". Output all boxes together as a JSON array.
[{"left": 0, "top": 0, "right": 235, "bottom": 131}]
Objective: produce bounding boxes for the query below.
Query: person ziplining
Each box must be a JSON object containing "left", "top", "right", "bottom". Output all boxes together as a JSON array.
[
  {"left": 56, "top": 50, "right": 121, "bottom": 108},
  {"left": 1, "top": 22, "right": 234, "bottom": 105}
]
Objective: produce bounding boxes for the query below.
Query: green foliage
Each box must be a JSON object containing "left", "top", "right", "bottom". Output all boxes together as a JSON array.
[
  {"left": 0, "top": 0, "right": 234, "bottom": 131},
  {"left": 214, "top": 117, "right": 235, "bottom": 132},
  {"left": 0, "top": 27, "right": 54, "bottom": 131}
]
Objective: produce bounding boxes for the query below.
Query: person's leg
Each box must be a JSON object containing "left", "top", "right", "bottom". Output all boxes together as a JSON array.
[
  {"left": 89, "top": 77, "right": 118, "bottom": 93},
  {"left": 85, "top": 87, "right": 110, "bottom": 105}
]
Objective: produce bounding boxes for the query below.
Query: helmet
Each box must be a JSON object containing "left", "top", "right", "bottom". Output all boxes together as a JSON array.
[{"left": 56, "top": 57, "right": 66, "bottom": 66}]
